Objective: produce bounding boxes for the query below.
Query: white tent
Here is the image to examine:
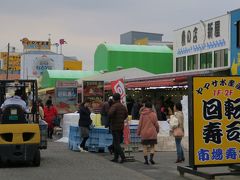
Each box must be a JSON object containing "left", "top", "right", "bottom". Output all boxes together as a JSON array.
[{"left": 77, "top": 68, "right": 155, "bottom": 84}]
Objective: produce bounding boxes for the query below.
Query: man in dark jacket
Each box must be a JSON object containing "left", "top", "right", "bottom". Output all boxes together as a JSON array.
[
  {"left": 131, "top": 100, "right": 142, "bottom": 120},
  {"left": 100, "top": 96, "right": 113, "bottom": 128},
  {"left": 78, "top": 99, "right": 92, "bottom": 151},
  {"left": 108, "top": 93, "right": 128, "bottom": 163}
]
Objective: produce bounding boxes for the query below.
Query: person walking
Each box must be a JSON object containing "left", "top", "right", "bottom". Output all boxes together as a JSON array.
[
  {"left": 108, "top": 93, "right": 128, "bottom": 163},
  {"left": 38, "top": 99, "right": 45, "bottom": 121},
  {"left": 168, "top": 102, "right": 185, "bottom": 163},
  {"left": 78, "top": 99, "right": 92, "bottom": 151},
  {"left": 100, "top": 96, "right": 115, "bottom": 154},
  {"left": 44, "top": 99, "right": 58, "bottom": 139},
  {"left": 100, "top": 96, "right": 113, "bottom": 128},
  {"left": 131, "top": 100, "right": 142, "bottom": 120},
  {"left": 137, "top": 102, "right": 159, "bottom": 165}
]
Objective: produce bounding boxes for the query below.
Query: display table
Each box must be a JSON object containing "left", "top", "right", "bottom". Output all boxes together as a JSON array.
[{"left": 62, "top": 113, "right": 103, "bottom": 139}]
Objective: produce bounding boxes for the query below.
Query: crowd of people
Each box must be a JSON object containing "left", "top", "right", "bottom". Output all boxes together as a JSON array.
[
  {"left": 127, "top": 96, "right": 176, "bottom": 121},
  {"left": 78, "top": 93, "right": 185, "bottom": 165},
  {"left": 0, "top": 88, "right": 185, "bottom": 165}
]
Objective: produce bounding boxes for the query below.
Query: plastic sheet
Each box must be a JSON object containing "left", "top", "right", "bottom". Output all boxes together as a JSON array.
[{"left": 62, "top": 113, "right": 79, "bottom": 138}]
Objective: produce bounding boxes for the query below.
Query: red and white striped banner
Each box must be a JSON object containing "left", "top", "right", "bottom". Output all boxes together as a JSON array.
[{"left": 110, "top": 78, "right": 126, "bottom": 105}]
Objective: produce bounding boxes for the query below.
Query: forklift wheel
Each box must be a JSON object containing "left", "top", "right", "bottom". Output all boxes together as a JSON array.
[{"left": 33, "top": 149, "right": 41, "bottom": 167}]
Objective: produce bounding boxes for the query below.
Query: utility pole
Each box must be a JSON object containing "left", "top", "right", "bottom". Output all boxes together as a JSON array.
[{"left": 6, "top": 43, "right": 10, "bottom": 80}]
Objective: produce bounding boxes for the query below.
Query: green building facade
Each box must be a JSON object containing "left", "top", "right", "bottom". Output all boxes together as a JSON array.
[{"left": 94, "top": 44, "right": 173, "bottom": 74}]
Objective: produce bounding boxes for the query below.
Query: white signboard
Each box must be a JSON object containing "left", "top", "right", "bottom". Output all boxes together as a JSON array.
[
  {"left": 174, "top": 14, "right": 230, "bottom": 58},
  {"left": 20, "top": 53, "right": 64, "bottom": 79}
]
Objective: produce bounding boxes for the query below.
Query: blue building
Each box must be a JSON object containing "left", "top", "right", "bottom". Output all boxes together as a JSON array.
[{"left": 120, "top": 31, "right": 163, "bottom": 45}]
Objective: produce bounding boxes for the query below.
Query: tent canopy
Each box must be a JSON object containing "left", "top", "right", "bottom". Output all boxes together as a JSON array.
[
  {"left": 40, "top": 70, "right": 100, "bottom": 88},
  {"left": 78, "top": 68, "right": 154, "bottom": 84}
]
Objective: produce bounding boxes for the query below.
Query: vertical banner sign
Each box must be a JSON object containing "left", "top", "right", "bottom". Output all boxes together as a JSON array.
[
  {"left": 192, "top": 76, "right": 240, "bottom": 166},
  {"left": 111, "top": 78, "right": 126, "bottom": 105},
  {"left": 55, "top": 80, "right": 78, "bottom": 114},
  {"left": 82, "top": 81, "right": 104, "bottom": 114},
  {"left": 82, "top": 81, "right": 104, "bottom": 102}
]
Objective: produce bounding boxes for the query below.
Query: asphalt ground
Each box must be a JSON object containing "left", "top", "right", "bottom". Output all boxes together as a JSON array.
[{"left": 0, "top": 141, "right": 239, "bottom": 180}]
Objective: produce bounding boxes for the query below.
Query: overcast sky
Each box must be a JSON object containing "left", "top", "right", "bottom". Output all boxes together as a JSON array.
[{"left": 0, "top": 0, "right": 239, "bottom": 70}]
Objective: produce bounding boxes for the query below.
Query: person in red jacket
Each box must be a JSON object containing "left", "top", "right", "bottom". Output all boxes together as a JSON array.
[
  {"left": 44, "top": 99, "right": 58, "bottom": 139},
  {"left": 137, "top": 101, "right": 159, "bottom": 165}
]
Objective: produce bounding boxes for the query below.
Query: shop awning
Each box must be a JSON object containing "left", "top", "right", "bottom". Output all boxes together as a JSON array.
[
  {"left": 103, "top": 67, "right": 230, "bottom": 90},
  {"left": 78, "top": 68, "right": 154, "bottom": 84},
  {"left": 104, "top": 77, "right": 187, "bottom": 90},
  {"left": 126, "top": 78, "right": 187, "bottom": 88},
  {"left": 40, "top": 70, "right": 100, "bottom": 88}
]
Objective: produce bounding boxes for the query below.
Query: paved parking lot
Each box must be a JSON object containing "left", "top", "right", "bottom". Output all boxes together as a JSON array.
[{"left": 0, "top": 141, "right": 239, "bottom": 180}]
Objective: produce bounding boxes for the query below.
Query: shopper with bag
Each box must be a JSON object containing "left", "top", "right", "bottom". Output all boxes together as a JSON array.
[
  {"left": 168, "top": 102, "right": 185, "bottom": 163},
  {"left": 137, "top": 102, "right": 159, "bottom": 165}
]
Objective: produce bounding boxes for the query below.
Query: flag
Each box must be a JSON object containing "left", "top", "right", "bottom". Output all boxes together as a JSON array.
[
  {"left": 59, "top": 39, "right": 67, "bottom": 45},
  {"left": 111, "top": 78, "right": 126, "bottom": 105}
]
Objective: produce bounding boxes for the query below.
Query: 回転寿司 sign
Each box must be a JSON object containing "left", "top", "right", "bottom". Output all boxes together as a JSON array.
[{"left": 190, "top": 76, "right": 240, "bottom": 167}]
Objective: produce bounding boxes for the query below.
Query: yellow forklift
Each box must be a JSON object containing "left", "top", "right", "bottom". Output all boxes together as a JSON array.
[{"left": 0, "top": 80, "right": 41, "bottom": 166}]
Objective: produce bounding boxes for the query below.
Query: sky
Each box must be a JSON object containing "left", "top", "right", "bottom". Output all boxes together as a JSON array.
[{"left": 0, "top": 0, "right": 239, "bottom": 70}]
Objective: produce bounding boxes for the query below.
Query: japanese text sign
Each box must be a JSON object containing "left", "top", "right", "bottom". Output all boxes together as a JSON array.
[
  {"left": 192, "top": 76, "right": 240, "bottom": 166},
  {"left": 21, "top": 38, "right": 50, "bottom": 50},
  {"left": 174, "top": 14, "right": 229, "bottom": 57}
]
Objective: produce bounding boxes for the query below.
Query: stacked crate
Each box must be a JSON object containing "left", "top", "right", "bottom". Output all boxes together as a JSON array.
[
  {"left": 68, "top": 126, "right": 81, "bottom": 151},
  {"left": 129, "top": 124, "right": 141, "bottom": 144},
  {"left": 87, "top": 128, "right": 112, "bottom": 152},
  {"left": 68, "top": 126, "right": 112, "bottom": 152},
  {"left": 68, "top": 125, "right": 141, "bottom": 152},
  {"left": 39, "top": 123, "right": 48, "bottom": 149}
]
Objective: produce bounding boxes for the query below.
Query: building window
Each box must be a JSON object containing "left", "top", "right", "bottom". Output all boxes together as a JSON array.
[
  {"left": 214, "top": 49, "right": 228, "bottom": 68},
  {"left": 200, "top": 52, "right": 212, "bottom": 69},
  {"left": 187, "top": 54, "right": 198, "bottom": 70},
  {"left": 176, "top": 57, "right": 186, "bottom": 72},
  {"left": 237, "top": 21, "right": 240, "bottom": 48}
]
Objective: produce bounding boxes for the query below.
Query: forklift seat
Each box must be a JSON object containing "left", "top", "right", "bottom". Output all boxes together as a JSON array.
[{"left": 1, "top": 104, "right": 27, "bottom": 124}]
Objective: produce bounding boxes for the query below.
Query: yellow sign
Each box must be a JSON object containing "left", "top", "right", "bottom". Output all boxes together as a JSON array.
[
  {"left": 0, "top": 52, "right": 21, "bottom": 71},
  {"left": 64, "top": 60, "right": 82, "bottom": 70},
  {"left": 134, "top": 37, "right": 149, "bottom": 45},
  {"left": 193, "top": 76, "right": 240, "bottom": 166},
  {"left": 21, "top": 38, "right": 50, "bottom": 50}
]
